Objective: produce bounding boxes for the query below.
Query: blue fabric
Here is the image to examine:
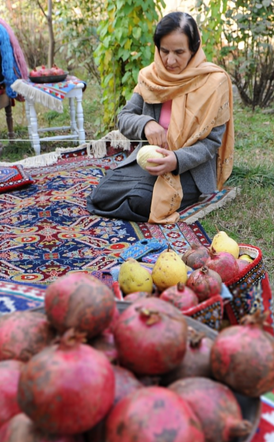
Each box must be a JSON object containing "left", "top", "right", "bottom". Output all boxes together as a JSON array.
[
  {"left": 0, "top": 25, "right": 21, "bottom": 98},
  {"left": 118, "top": 238, "right": 168, "bottom": 262}
]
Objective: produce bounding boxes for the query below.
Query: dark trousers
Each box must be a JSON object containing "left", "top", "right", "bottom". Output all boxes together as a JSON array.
[{"left": 87, "top": 162, "right": 201, "bottom": 222}]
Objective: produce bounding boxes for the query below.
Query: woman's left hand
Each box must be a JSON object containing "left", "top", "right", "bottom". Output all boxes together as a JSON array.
[{"left": 145, "top": 147, "right": 178, "bottom": 176}]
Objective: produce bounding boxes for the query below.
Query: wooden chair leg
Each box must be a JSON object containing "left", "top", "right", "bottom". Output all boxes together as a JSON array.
[{"left": 5, "top": 102, "right": 15, "bottom": 141}]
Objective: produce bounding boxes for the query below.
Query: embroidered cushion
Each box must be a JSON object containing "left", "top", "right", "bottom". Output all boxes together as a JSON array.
[{"left": 0, "top": 164, "right": 33, "bottom": 193}]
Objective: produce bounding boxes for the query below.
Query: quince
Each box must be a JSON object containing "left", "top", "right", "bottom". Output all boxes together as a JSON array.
[
  {"left": 136, "top": 145, "right": 164, "bottom": 169},
  {"left": 152, "top": 248, "right": 188, "bottom": 292},
  {"left": 210, "top": 231, "right": 239, "bottom": 259},
  {"left": 118, "top": 258, "right": 153, "bottom": 295},
  {"left": 239, "top": 254, "right": 253, "bottom": 263}
]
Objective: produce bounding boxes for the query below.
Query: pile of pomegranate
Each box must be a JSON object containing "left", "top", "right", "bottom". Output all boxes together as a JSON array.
[
  {"left": 29, "top": 64, "right": 66, "bottom": 78},
  {"left": 0, "top": 271, "right": 273, "bottom": 441}
]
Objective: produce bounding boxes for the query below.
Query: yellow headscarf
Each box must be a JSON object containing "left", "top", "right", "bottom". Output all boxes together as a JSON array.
[{"left": 134, "top": 45, "right": 234, "bottom": 224}]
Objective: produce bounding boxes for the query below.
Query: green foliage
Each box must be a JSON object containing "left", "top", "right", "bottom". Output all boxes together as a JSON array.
[
  {"left": 195, "top": 0, "right": 274, "bottom": 109},
  {"left": 94, "top": 0, "right": 166, "bottom": 133},
  {"left": 55, "top": 0, "right": 103, "bottom": 81},
  {"left": 195, "top": 0, "right": 228, "bottom": 61}
]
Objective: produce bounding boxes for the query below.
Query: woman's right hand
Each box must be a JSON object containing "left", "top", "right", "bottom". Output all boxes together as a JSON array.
[{"left": 144, "top": 121, "right": 168, "bottom": 149}]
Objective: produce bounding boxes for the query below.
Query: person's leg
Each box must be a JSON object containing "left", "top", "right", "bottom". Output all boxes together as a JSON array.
[
  {"left": 179, "top": 171, "right": 201, "bottom": 210},
  {"left": 87, "top": 162, "right": 156, "bottom": 221}
]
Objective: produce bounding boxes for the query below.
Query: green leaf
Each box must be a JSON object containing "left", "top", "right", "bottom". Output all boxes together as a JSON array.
[{"left": 132, "top": 26, "right": 142, "bottom": 40}]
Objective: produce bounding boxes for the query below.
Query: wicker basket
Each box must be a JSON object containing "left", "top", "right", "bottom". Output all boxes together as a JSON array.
[
  {"left": 112, "top": 281, "right": 225, "bottom": 332},
  {"left": 225, "top": 244, "right": 274, "bottom": 335},
  {"left": 182, "top": 294, "right": 224, "bottom": 331}
]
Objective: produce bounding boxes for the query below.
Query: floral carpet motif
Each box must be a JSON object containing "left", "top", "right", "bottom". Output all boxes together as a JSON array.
[{"left": 0, "top": 149, "right": 211, "bottom": 287}]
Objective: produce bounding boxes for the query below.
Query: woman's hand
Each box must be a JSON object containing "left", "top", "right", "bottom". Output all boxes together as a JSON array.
[
  {"left": 144, "top": 121, "right": 168, "bottom": 149},
  {"left": 145, "top": 147, "right": 178, "bottom": 176}
]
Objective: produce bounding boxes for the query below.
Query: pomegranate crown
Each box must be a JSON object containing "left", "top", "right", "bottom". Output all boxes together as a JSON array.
[{"left": 240, "top": 309, "right": 269, "bottom": 328}]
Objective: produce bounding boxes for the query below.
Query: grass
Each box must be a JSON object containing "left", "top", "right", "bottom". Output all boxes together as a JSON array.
[
  {"left": 200, "top": 102, "right": 274, "bottom": 291},
  {"left": 0, "top": 86, "right": 273, "bottom": 290}
]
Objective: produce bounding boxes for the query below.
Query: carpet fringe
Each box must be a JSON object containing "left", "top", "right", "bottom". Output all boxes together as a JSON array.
[
  {"left": 89, "top": 130, "right": 131, "bottom": 158},
  {"left": 11, "top": 79, "right": 63, "bottom": 112},
  {"left": 0, "top": 151, "right": 62, "bottom": 168},
  {"left": 182, "top": 187, "right": 240, "bottom": 224},
  {"left": 0, "top": 130, "right": 132, "bottom": 169}
]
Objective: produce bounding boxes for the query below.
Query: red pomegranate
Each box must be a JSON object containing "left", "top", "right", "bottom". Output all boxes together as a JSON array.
[
  {"left": 186, "top": 266, "right": 222, "bottom": 302},
  {"left": 236, "top": 258, "right": 250, "bottom": 273},
  {"left": 182, "top": 243, "right": 211, "bottom": 269},
  {"left": 205, "top": 250, "right": 239, "bottom": 283},
  {"left": 77, "top": 366, "right": 143, "bottom": 442},
  {"left": 123, "top": 291, "right": 152, "bottom": 303},
  {"left": 113, "top": 297, "right": 188, "bottom": 375},
  {"left": 104, "top": 303, "right": 120, "bottom": 334},
  {"left": 0, "top": 413, "right": 84, "bottom": 442},
  {"left": 90, "top": 330, "right": 118, "bottom": 363},
  {"left": 0, "top": 360, "right": 24, "bottom": 427},
  {"left": 112, "top": 365, "right": 143, "bottom": 406},
  {"left": 210, "top": 311, "right": 274, "bottom": 397},
  {"left": 0, "top": 311, "right": 55, "bottom": 362},
  {"left": 45, "top": 272, "right": 115, "bottom": 339},
  {"left": 160, "top": 282, "right": 199, "bottom": 312},
  {"left": 106, "top": 386, "right": 205, "bottom": 442},
  {"left": 161, "top": 327, "right": 213, "bottom": 385},
  {"left": 17, "top": 329, "right": 115, "bottom": 435},
  {"left": 169, "top": 377, "right": 252, "bottom": 442}
]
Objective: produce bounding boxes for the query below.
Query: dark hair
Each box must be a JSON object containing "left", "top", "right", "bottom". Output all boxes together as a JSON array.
[{"left": 153, "top": 12, "right": 200, "bottom": 54}]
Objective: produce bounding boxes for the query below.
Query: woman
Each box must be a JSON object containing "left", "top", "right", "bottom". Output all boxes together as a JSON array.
[{"left": 87, "top": 11, "right": 234, "bottom": 224}]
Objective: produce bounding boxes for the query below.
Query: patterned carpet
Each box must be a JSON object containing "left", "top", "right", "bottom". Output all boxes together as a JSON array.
[{"left": 0, "top": 146, "right": 216, "bottom": 287}]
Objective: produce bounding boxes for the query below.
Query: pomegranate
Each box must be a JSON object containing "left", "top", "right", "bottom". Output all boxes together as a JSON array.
[
  {"left": 161, "top": 327, "right": 213, "bottom": 385},
  {"left": 29, "top": 68, "right": 40, "bottom": 77},
  {"left": 0, "top": 413, "right": 84, "bottom": 442},
  {"left": 160, "top": 282, "right": 199, "bottom": 312},
  {"left": 82, "top": 365, "right": 143, "bottom": 442},
  {"left": 210, "top": 310, "right": 274, "bottom": 397},
  {"left": 89, "top": 330, "right": 118, "bottom": 363},
  {"left": 169, "top": 377, "right": 252, "bottom": 442},
  {"left": 113, "top": 297, "right": 188, "bottom": 375},
  {"left": 17, "top": 329, "right": 115, "bottom": 435},
  {"left": 106, "top": 386, "right": 205, "bottom": 442},
  {"left": 45, "top": 272, "right": 115, "bottom": 339},
  {"left": 112, "top": 365, "right": 143, "bottom": 406},
  {"left": 104, "top": 303, "right": 120, "bottom": 334},
  {"left": 50, "top": 64, "right": 65, "bottom": 75},
  {"left": 236, "top": 258, "right": 250, "bottom": 273},
  {"left": 0, "top": 360, "right": 24, "bottom": 427},
  {"left": 182, "top": 243, "right": 211, "bottom": 269},
  {"left": 186, "top": 266, "right": 222, "bottom": 302},
  {"left": 123, "top": 291, "right": 152, "bottom": 303},
  {"left": 205, "top": 249, "right": 239, "bottom": 283},
  {"left": 0, "top": 311, "right": 55, "bottom": 362}
]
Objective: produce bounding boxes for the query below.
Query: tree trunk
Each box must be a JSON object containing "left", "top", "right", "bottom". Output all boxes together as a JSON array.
[{"left": 47, "top": 0, "right": 55, "bottom": 67}]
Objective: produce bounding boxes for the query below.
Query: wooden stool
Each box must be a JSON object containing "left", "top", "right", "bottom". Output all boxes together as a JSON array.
[{"left": 25, "top": 82, "right": 86, "bottom": 155}]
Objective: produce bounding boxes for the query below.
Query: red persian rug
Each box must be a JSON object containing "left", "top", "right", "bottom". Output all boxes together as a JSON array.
[{"left": 0, "top": 145, "right": 214, "bottom": 287}]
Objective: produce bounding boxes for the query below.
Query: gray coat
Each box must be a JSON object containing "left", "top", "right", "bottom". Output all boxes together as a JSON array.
[{"left": 118, "top": 92, "right": 226, "bottom": 194}]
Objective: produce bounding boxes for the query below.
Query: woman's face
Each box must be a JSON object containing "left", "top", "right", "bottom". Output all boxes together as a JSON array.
[{"left": 159, "top": 29, "right": 193, "bottom": 74}]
